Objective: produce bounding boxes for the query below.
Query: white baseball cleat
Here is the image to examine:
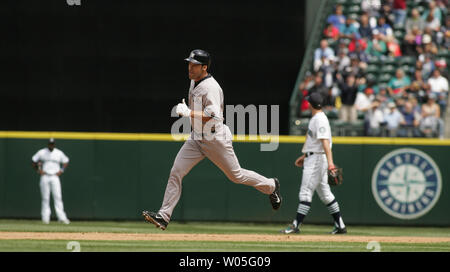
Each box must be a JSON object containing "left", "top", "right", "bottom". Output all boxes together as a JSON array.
[{"left": 59, "top": 219, "right": 70, "bottom": 225}]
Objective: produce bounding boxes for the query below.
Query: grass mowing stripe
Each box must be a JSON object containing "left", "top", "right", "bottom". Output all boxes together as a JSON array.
[
  {"left": 1, "top": 240, "right": 449, "bottom": 252},
  {"left": 1, "top": 220, "right": 450, "bottom": 237}
]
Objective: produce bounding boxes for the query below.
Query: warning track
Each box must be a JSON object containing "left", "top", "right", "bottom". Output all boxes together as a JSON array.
[{"left": 0, "top": 232, "right": 449, "bottom": 244}]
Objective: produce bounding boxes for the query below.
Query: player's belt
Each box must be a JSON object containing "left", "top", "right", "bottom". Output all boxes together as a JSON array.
[{"left": 304, "top": 152, "right": 325, "bottom": 158}]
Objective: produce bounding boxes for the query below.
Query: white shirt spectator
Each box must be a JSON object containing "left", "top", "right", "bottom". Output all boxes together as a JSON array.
[
  {"left": 384, "top": 109, "right": 404, "bottom": 129},
  {"left": 354, "top": 92, "right": 372, "bottom": 111},
  {"left": 428, "top": 74, "right": 449, "bottom": 94},
  {"left": 368, "top": 108, "right": 385, "bottom": 129}
]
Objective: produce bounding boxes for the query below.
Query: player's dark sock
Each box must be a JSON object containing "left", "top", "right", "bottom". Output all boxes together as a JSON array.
[
  {"left": 327, "top": 199, "right": 345, "bottom": 229},
  {"left": 296, "top": 201, "right": 311, "bottom": 226}
]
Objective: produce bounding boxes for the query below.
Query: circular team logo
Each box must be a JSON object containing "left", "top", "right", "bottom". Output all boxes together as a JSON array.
[{"left": 371, "top": 148, "right": 442, "bottom": 220}]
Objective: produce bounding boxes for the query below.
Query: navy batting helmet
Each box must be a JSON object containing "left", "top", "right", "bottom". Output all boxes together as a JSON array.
[{"left": 184, "top": 49, "right": 211, "bottom": 67}]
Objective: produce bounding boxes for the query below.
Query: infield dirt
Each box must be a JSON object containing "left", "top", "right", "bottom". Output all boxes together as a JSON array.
[{"left": 0, "top": 232, "right": 449, "bottom": 244}]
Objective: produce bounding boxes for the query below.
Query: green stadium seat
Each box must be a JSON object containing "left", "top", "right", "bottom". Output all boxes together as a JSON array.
[
  {"left": 393, "top": 23, "right": 405, "bottom": 31},
  {"left": 348, "top": 13, "right": 359, "bottom": 20},
  {"left": 383, "top": 64, "right": 396, "bottom": 73},
  {"left": 381, "top": 56, "right": 397, "bottom": 65},
  {"left": 399, "top": 56, "right": 416, "bottom": 65},
  {"left": 300, "top": 110, "right": 312, "bottom": 118},
  {"left": 366, "top": 64, "right": 379, "bottom": 72},
  {"left": 345, "top": 5, "right": 362, "bottom": 14},
  {"left": 437, "top": 48, "right": 449, "bottom": 59},
  {"left": 400, "top": 64, "right": 414, "bottom": 76},
  {"left": 349, "top": 0, "right": 362, "bottom": 4},
  {"left": 334, "top": 0, "right": 347, "bottom": 5},
  {"left": 378, "top": 73, "right": 392, "bottom": 83},
  {"left": 326, "top": 110, "right": 339, "bottom": 119},
  {"left": 366, "top": 73, "right": 378, "bottom": 82},
  {"left": 368, "top": 57, "right": 381, "bottom": 65},
  {"left": 416, "top": 5, "right": 425, "bottom": 13},
  {"left": 394, "top": 30, "right": 405, "bottom": 41},
  {"left": 357, "top": 111, "right": 365, "bottom": 120}
]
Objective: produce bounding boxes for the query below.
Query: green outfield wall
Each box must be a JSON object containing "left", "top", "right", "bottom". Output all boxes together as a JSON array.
[{"left": 0, "top": 132, "right": 449, "bottom": 226}]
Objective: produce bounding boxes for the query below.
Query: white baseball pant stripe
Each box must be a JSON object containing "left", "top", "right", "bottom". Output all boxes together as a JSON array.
[
  {"left": 158, "top": 125, "right": 275, "bottom": 223},
  {"left": 40, "top": 175, "right": 69, "bottom": 222},
  {"left": 299, "top": 154, "right": 335, "bottom": 205}
]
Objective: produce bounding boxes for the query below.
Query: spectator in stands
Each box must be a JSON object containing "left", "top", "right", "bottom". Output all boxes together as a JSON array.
[
  {"left": 409, "top": 96, "right": 422, "bottom": 116},
  {"left": 399, "top": 101, "right": 421, "bottom": 137},
  {"left": 337, "top": 73, "right": 358, "bottom": 122},
  {"left": 314, "top": 39, "right": 335, "bottom": 72},
  {"left": 424, "top": 12, "right": 442, "bottom": 32},
  {"left": 323, "top": 87, "right": 338, "bottom": 115},
  {"left": 403, "top": 26, "right": 423, "bottom": 57},
  {"left": 324, "top": 23, "right": 340, "bottom": 42},
  {"left": 393, "top": 0, "right": 407, "bottom": 25},
  {"left": 380, "top": 2, "right": 396, "bottom": 27},
  {"left": 308, "top": 73, "right": 329, "bottom": 99},
  {"left": 435, "top": 16, "right": 449, "bottom": 47},
  {"left": 339, "top": 17, "right": 361, "bottom": 41},
  {"left": 419, "top": 33, "right": 439, "bottom": 58},
  {"left": 327, "top": 4, "right": 346, "bottom": 30},
  {"left": 386, "top": 36, "right": 402, "bottom": 57},
  {"left": 435, "top": 58, "right": 449, "bottom": 79},
  {"left": 421, "top": 53, "right": 436, "bottom": 79},
  {"left": 341, "top": 55, "right": 365, "bottom": 79},
  {"left": 337, "top": 48, "right": 351, "bottom": 72},
  {"left": 349, "top": 42, "right": 369, "bottom": 63},
  {"left": 375, "top": 16, "right": 394, "bottom": 38},
  {"left": 384, "top": 102, "right": 405, "bottom": 137},
  {"left": 361, "top": 0, "right": 381, "bottom": 28},
  {"left": 355, "top": 87, "right": 375, "bottom": 113},
  {"left": 321, "top": 57, "right": 336, "bottom": 88},
  {"left": 406, "top": 8, "right": 426, "bottom": 34},
  {"left": 366, "top": 99, "right": 385, "bottom": 136},
  {"left": 298, "top": 72, "right": 315, "bottom": 113},
  {"left": 439, "top": 16, "right": 450, "bottom": 49},
  {"left": 387, "top": 69, "right": 411, "bottom": 97},
  {"left": 422, "top": 1, "right": 443, "bottom": 24},
  {"left": 428, "top": 69, "right": 449, "bottom": 97},
  {"left": 428, "top": 69, "right": 449, "bottom": 112},
  {"left": 410, "top": 70, "right": 429, "bottom": 102},
  {"left": 358, "top": 13, "right": 373, "bottom": 40},
  {"left": 420, "top": 93, "right": 444, "bottom": 138},
  {"left": 366, "top": 29, "right": 387, "bottom": 57}
]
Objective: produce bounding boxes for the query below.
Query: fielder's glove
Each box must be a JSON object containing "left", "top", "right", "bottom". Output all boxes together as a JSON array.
[
  {"left": 176, "top": 99, "right": 191, "bottom": 117},
  {"left": 328, "top": 167, "right": 343, "bottom": 186}
]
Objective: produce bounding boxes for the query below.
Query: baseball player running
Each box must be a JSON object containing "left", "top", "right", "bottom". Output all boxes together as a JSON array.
[
  {"left": 142, "top": 49, "right": 282, "bottom": 230},
  {"left": 281, "top": 92, "right": 346, "bottom": 234},
  {"left": 31, "top": 138, "right": 70, "bottom": 224}
]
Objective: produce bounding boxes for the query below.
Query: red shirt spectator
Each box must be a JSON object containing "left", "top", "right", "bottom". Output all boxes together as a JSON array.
[
  {"left": 348, "top": 38, "right": 367, "bottom": 52},
  {"left": 324, "top": 23, "right": 340, "bottom": 40},
  {"left": 393, "top": 0, "right": 406, "bottom": 9}
]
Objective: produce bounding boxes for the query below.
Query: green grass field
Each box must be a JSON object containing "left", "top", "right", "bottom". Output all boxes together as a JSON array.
[{"left": 0, "top": 219, "right": 449, "bottom": 252}]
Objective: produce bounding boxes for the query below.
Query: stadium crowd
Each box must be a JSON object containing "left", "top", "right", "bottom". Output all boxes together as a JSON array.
[{"left": 299, "top": 0, "right": 449, "bottom": 138}]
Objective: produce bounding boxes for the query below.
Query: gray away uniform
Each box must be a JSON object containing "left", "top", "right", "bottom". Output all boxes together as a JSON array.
[{"left": 158, "top": 75, "right": 275, "bottom": 222}]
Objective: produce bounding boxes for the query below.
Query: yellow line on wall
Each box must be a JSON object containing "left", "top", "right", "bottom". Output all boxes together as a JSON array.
[{"left": 0, "top": 131, "right": 449, "bottom": 146}]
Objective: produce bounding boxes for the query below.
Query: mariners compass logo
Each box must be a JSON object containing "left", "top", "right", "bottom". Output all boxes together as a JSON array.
[{"left": 371, "top": 148, "right": 442, "bottom": 220}]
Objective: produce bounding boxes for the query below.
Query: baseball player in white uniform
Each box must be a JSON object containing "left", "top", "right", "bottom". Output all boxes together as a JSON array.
[
  {"left": 281, "top": 92, "right": 346, "bottom": 234},
  {"left": 31, "top": 138, "right": 70, "bottom": 224},
  {"left": 142, "top": 49, "right": 282, "bottom": 230}
]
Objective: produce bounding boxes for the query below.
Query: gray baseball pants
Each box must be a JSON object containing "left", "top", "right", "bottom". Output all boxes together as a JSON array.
[{"left": 158, "top": 125, "right": 275, "bottom": 223}]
